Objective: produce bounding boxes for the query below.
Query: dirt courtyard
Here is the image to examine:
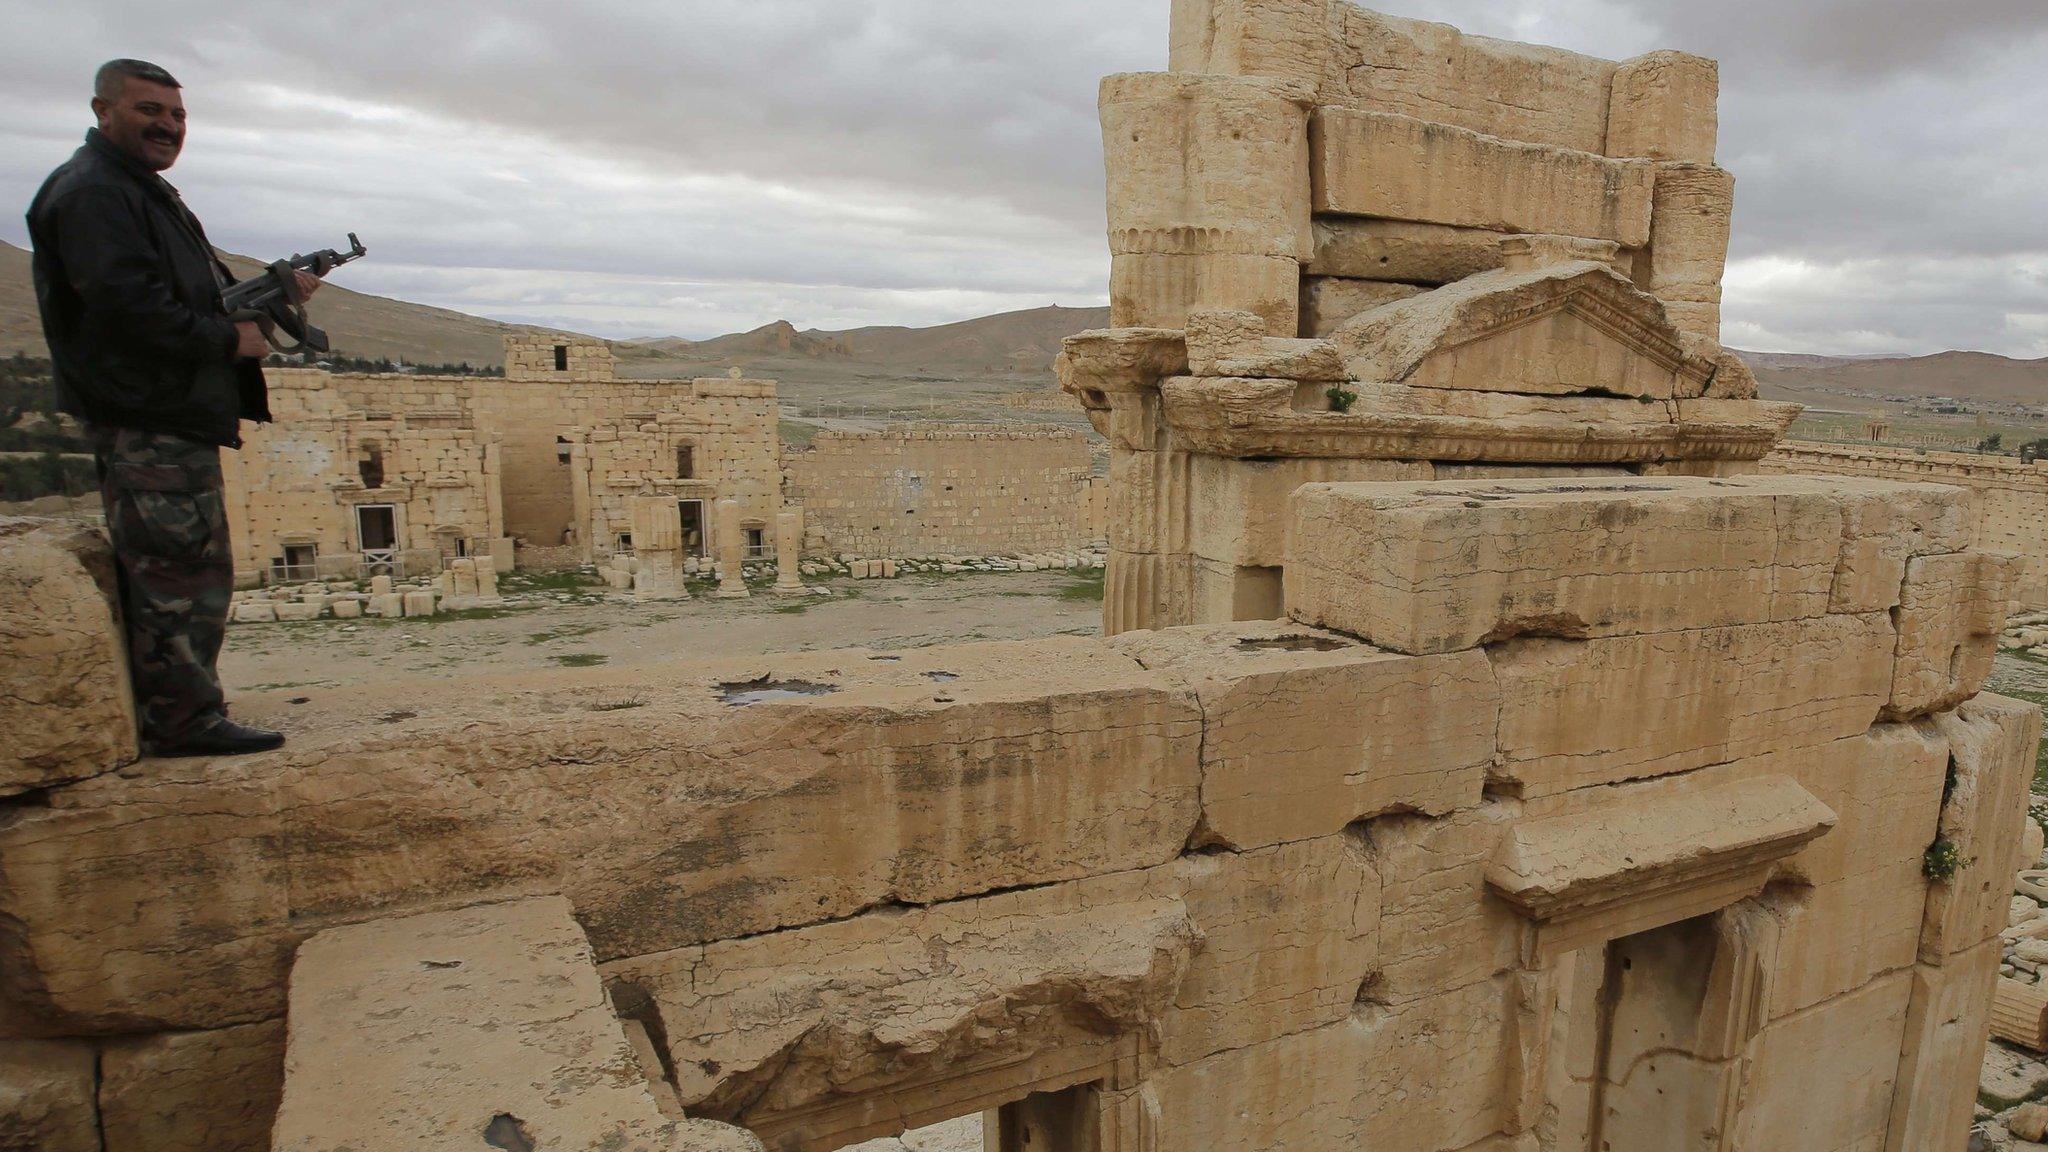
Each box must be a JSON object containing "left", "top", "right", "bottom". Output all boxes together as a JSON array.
[{"left": 220, "top": 567, "right": 1105, "bottom": 696}]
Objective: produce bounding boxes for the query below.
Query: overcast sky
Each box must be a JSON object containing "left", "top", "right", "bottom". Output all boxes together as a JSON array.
[{"left": 3, "top": 1, "right": 2045, "bottom": 357}]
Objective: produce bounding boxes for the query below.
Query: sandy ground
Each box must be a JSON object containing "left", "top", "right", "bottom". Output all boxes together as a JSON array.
[{"left": 220, "top": 568, "right": 1104, "bottom": 695}]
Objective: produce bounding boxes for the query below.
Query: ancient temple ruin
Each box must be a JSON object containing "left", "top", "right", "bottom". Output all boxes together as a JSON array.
[
  {"left": 0, "top": 4, "right": 2036, "bottom": 1152},
  {"left": 1061, "top": 0, "right": 1784, "bottom": 634}
]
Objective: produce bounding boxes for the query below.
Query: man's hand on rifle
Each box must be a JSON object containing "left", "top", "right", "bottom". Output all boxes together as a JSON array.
[
  {"left": 293, "top": 269, "right": 321, "bottom": 300},
  {"left": 233, "top": 320, "right": 269, "bottom": 359}
]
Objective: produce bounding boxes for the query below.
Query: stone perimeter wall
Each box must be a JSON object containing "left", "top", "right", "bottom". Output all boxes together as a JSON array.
[
  {"left": 1763, "top": 441, "right": 2048, "bottom": 609},
  {"left": 786, "top": 424, "right": 1107, "bottom": 559},
  {"left": 0, "top": 475, "right": 2035, "bottom": 1152}
]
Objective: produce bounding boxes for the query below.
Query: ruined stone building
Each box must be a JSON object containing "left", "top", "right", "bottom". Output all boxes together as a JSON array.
[
  {"left": 1063, "top": 0, "right": 1777, "bottom": 633},
  {"left": 222, "top": 336, "right": 786, "bottom": 581},
  {"left": 0, "top": 4, "right": 2037, "bottom": 1152},
  {"left": 1762, "top": 442, "right": 2048, "bottom": 609}
]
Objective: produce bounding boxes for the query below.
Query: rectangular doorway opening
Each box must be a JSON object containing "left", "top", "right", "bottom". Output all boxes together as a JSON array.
[
  {"left": 356, "top": 505, "right": 397, "bottom": 577},
  {"left": 679, "top": 500, "right": 707, "bottom": 558}
]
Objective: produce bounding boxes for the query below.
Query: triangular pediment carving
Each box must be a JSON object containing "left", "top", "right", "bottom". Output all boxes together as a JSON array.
[{"left": 1333, "top": 262, "right": 1717, "bottom": 400}]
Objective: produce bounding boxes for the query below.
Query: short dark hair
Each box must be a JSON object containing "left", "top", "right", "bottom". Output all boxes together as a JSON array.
[{"left": 94, "top": 59, "right": 181, "bottom": 102}]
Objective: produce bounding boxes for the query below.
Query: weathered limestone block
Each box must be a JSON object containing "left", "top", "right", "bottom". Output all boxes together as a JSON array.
[
  {"left": 232, "top": 600, "right": 277, "bottom": 623},
  {"left": 1113, "top": 620, "right": 1497, "bottom": 849},
  {"left": 1309, "top": 218, "right": 1636, "bottom": 286},
  {"left": 271, "top": 896, "right": 761, "bottom": 1152},
  {"left": 1921, "top": 693, "right": 2042, "bottom": 963},
  {"left": 611, "top": 865, "right": 1196, "bottom": 1145},
  {"left": 1367, "top": 803, "right": 1525, "bottom": 1003},
  {"left": 1286, "top": 476, "right": 1963, "bottom": 655},
  {"left": 1606, "top": 50, "right": 1720, "bottom": 163},
  {"left": 1185, "top": 309, "right": 1348, "bottom": 380},
  {"left": 400, "top": 588, "right": 436, "bottom": 617},
  {"left": 1487, "top": 614, "right": 1895, "bottom": 798},
  {"left": 367, "top": 592, "right": 404, "bottom": 617},
  {"left": 1185, "top": 453, "right": 1432, "bottom": 569},
  {"left": 1131, "top": 976, "right": 1514, "bottom": 1152},
  {"left": 0, "top": 518, "right": 137, "bottom": 794},
  {"left": 1824, "top": 477, "right": 1974, "bottom": 613},
  {"left": 1310, "top": 108, "right": 1654, "bottom": 247},
  {"left": 1162, "top": 834, "right": 1380, "bottom": 1065},
  {"left": 1326, "top": 5, "right": 1617, "bottom": 153},
  {"left": 1887, "top": 550, "right": 2019, "bottom": 719},
  {"left": 1100, "top": 72, "right": 1315, "bottom": 334},
  {"left": 1168, "top": 0, "right": 1332, "bottom": 92},
  {"left": 1644, "top": 163, "right": 1735, "bottom": 341},
  {"left": 1299, "top": 276, "right": 1424, "bottom": 337},
  {"left": 1331, "top": 262, "right": 1709, "bottom": 399},
  {"left": 0, "top": 638, "right": 1201, "bottom": 1032},
  {"left": 0, "top": 1039, "right": 99, "bottom": 1152},
  {"left": 1487, "top": 775, "right": 1834, "bottom": 958},
  {"left": 1728, "top": 971, "right": 1913, "bottom": 1152},
  {"left": 1885, "top": 939, "right": 2001, "bottom": 1152},
  {"left": 99, "top": 1019, "right": 285, "bottom": 1152}
]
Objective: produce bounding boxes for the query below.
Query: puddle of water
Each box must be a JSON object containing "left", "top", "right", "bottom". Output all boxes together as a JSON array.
[
  {"left": 718, "top": 677, "right": 839, "bottom": 707},
  {"left": 1237, "top": 636, "right": 1347, "bottom": 653}
]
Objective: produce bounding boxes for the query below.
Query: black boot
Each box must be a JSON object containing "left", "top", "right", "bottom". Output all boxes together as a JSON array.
[{"left": 153, "top": 716, "right": 286, "bottom": 758}]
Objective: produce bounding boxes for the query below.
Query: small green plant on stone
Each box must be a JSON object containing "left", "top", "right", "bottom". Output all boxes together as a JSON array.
[
  {"left": 1325, "top": 386, "right": 1359, "bottom": 414},
  {"left": 1923, "top": 837, "right": 1965, "bottom": 882}
]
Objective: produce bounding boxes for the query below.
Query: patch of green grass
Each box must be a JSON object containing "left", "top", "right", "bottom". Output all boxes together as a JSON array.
[
  {"left": 1057, "top": 570, "right": 1106, "bottom": 602},
  {"left": 551, "top": 652, "right": 609, "bottom": 668},
  {"left": 443, "top": 605, "right": 533, "bottom": 622},
  {"left": 2004, "top": 687, "right": 2048, "bottom": 790},
  {"left": 779, "top": 419, "right": 824, "bottom": 448},
  {"left": 526, "top": 623, "right": 603, "bottom": 646},
  {"left": 772, "top": 600, "right": 814, "bottom": 614}
]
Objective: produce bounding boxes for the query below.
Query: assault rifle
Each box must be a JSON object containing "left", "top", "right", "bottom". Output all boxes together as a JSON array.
[{"left": 221, "top": 233, "right": 367, "bottom": 354}]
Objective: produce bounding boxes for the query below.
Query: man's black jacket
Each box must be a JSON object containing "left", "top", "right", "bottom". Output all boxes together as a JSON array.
[{"left": 26, "top": 129, "right": 268, "bottom": 448}]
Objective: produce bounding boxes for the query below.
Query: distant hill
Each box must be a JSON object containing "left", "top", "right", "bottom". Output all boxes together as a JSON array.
[
  {"left": 1, "top": 239, "right": 558, "bottom": 367},
  {"left": 626, "top": 305, "right": 1113, "bottom": 376},
  {"left": 1734, "top": 348, "right": 2048, "bottom": 407}
]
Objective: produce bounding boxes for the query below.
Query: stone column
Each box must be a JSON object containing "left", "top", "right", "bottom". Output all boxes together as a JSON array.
[
  {"left": 629, "top": 496, "right": 689, "bottom": 602},
  {"left": 715, "top": 497, "right": 750, "bottom": 600},
  {"left": 774, "top": 508, "right": 806, "bottom": 597}
]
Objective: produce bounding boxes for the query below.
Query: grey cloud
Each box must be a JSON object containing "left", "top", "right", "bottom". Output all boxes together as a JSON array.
[{"left": 2, "top": 0, "right": 2043, "bottom": 354}]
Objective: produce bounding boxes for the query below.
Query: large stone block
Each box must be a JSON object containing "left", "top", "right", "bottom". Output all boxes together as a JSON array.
[
  {"left": 1606, "top": 50, "right": 1719, "bottom": 163},
  {"left": 1308, "top": 218, "right": 1513, "bottom": 284},
  {"left": 608, "top": 864, "right": 1195, "bottom": 1143},
  {"left": 1366, "top": 803, "right": 1524, "bottom": 1004},
  {"left": 1728, "top": 971, "right": 1912, "bottom": 1152},
  {"left": 1110, "top": 251, "right": 1304, "bottom": 336},
  {"left": 1299, "top": 276, "right": 1424, "bottom": 337},
  {"left": 1887, "top": 550, "right": 2018, "bottom": 719},
  {"left": 1114, "top": 621, "right": 1498, "bottom": 849},
  {"left": 1285, "top": 475, "right": 1963, "bottom": 656},
  {"left": 0, "top": 518, "right": 137, "bottom": 795},
  {"left": 1325, "top": 4, "right": 1616, "bottom": 154},
  {"left": 1168, "top": 0, "right": 1332, "bottom": 92},
  {"left": 99, "top": 1020, "right": 285, "bottom": 1152},
  {"left": 1310, "top": 108, "right": 1654, "bottom": 247},
  {"left": 1884, "top": 939, "right": 2001, "bottom": 1152},
  {"left": 1186, "top": 453, "right": 1430, "bottom": 569},
  {"left": 1921, "top": 693, "right": 2042, "bottom": 963},
  {"left": 0, "top": 639, "right": 1201, "bottom": 1032},
  {"left": 271, "top": 897, "right": 759, "bottom": 1152},
  {"left": 1643, "top": 163, "right": 1735, "bottom": 341},
  {"left": 1100, "top": 72, "right": 1314, "bottom": 263},
  {"left": 1131, "top": 976, "right": 1514, "bottom": 1152},
  {"left": 1488, "top": 614, "right": 1895, "bottom": 799},
  {"left": 0, "top": 1039, "right": 99, "bottom": 1152}
]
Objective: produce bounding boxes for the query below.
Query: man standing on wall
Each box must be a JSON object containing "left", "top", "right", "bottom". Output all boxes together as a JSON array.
[{"left": 25, "top": 59, "right": 322, "bottom": 757}]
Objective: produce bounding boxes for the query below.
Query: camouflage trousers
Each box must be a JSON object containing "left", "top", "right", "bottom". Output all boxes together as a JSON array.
[{"left": 88, "top": 426, "right": 232, "bottom": 744}]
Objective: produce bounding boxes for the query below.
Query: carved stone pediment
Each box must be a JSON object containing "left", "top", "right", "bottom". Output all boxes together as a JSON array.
[{"left": 1333, "top": 262, "right": 1717, "bottom": 400}]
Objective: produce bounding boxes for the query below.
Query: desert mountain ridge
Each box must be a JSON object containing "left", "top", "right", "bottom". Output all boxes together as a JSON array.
[{"left": 4, "top": 238, "right": 2042, "bottom": 407}]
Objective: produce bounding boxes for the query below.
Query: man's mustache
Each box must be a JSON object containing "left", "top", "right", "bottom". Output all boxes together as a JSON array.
[{"left": 143, "top": 131, "right": 182, "bottom": 145}]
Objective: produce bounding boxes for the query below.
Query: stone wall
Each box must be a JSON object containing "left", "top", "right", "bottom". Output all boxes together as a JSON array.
[
  {"left": 223, "top": 369, "right": 504, "bottom": 583},
  {"left": 786, "top": 424, "right": 1105, "bottom": 558},
  {"left": 1763, "top": 442, "right": 2048, "bottom": 609},
  {"left": 0, "top": 475, "right": 2031, "bottom": 1152}
]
